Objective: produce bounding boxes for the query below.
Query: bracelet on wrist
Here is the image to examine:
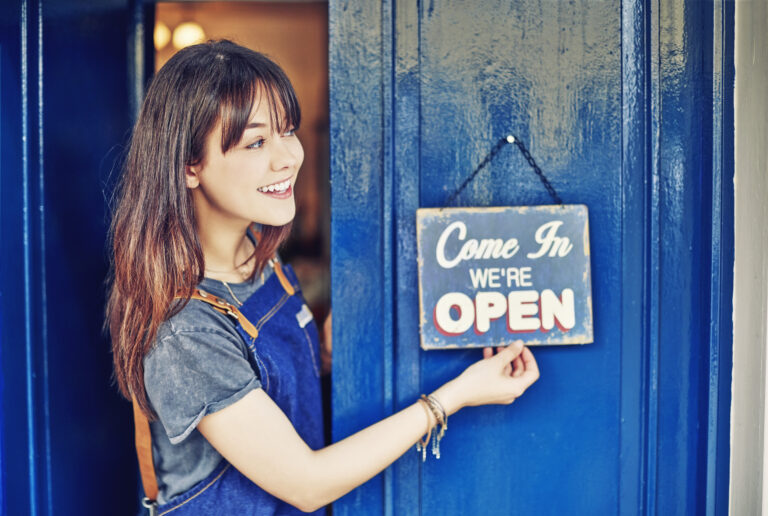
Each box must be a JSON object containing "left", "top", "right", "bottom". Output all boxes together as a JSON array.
[
  {"left": 415, "top": 398, "right": 434, "bottom": 462},
  {"left": 415, "top": 394, "right": 448, "bottom": 461}
]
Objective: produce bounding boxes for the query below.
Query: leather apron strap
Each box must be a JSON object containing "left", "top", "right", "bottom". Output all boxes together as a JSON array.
[
  {"left": 189, "top": 290, "right": 260, "bottom": 339},
  {"left": 271, "top": 259, "right": 296, "bottom": 296},
  {"left": 132, "top": 396, "right": 159, "bottom": 504},
  {"left": 131, "top": 255, "right": 295, "bottom": 507}
]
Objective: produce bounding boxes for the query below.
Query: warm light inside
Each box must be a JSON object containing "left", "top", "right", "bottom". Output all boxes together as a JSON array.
[
  {"left": 154, "top": 22, "right": 171, "bottom": 51},
  {"left": 172, "top": 22, "right": 206, "bottom": 49}
]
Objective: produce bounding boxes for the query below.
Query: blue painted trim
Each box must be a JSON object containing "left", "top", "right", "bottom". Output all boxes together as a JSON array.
[
  {"left": 392, "top": 0, "right": 421, "bottom": 513},
  {"left": 646, "top": 0, "right": 662, "bottom": 512},
  {"left": 128, "top": 0, "right": 153, "bottom": 122},
  {"left": 705, "top": 4, "right": 724, "bottom": 513},
  {"left": 706, "top": 1, "right": 734, "bottom": 514},
  {"left": 329, "top": 1, "right": 388, "bottom": 513},
  {"left": 0, "top": 1, "right": 30, "bottom": 511},
  {"left": 619, "top": 0, "right": 648, "bottom": 513},
  {"left": 33, "top": 1, "right": 53, "bottom": 513},
  {"left": 715, "top": 2, "right": 734, "bottom": 510},
  {"left": 18, "top": 1, "right": 51, "bottom": 513},
  {"left": 381, "top": 1, "right": 395, "bottom": 515},
  {"left": 19, "top": 2, "right": 38, "bottom": 513}
]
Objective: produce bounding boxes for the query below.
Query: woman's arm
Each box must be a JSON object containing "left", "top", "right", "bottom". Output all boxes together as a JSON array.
[{"left": 198, "top": 341, "right": 538, "bottom": 512}]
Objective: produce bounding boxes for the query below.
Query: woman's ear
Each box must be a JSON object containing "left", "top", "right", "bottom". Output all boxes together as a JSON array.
[{"left": 185, "top": 165, "right": 201, "bottom": 189}]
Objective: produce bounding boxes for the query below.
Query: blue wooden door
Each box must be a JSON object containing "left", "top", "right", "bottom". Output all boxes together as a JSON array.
[
  {"left": 330, "top": 1, "right": 733, "bottom": 515},
  {"left": 0, "top": 1, "right": 138, "bottom": 513}
]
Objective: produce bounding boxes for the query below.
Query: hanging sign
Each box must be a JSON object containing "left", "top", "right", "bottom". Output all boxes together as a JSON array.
[{"left": 417, "top": 205, "right": 593, "bottom": 349}]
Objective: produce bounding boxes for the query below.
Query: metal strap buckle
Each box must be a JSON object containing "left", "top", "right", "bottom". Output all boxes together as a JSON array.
[{"left": 142, "top": 497, "right": 159, "bottom": 516}]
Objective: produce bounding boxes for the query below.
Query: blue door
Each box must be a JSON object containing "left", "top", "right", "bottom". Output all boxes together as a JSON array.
[{"left": 329, "top": 1, "right": 734, "bottom": 515}]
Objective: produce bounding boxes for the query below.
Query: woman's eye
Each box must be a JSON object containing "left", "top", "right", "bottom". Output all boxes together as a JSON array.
[
  {"left": 283, "top": 128, "right": 296, "bottom": 137},
  {"left": 247, "top": 138, "right": 265, "bottom": 149}
]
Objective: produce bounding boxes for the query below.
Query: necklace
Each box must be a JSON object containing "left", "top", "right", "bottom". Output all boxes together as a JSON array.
[
  {"left": 203, "top": 235, "right": 259, "bottom": 306},
  {"left": 220, "top": 280, "right": 244, "bottom": 306},
  {"left": 204, "top": 236, "right": 256, "bottom": 280},
  {"left": 204, "top": 262, "right": 252, "bottom": 280}
]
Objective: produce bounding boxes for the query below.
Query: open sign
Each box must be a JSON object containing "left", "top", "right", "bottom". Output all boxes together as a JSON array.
[{"left": 417, "top": 205, "right": 594, "bottom": 349}]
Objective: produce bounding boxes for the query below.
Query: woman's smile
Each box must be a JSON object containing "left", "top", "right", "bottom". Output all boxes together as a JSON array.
[{"left": 257, "top": 178, "right": 293, "bottom": 198}]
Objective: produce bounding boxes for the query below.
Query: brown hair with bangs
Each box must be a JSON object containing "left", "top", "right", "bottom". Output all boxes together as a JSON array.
[{"left": 108, "top": 40, "right": 300, "bottom": 418}]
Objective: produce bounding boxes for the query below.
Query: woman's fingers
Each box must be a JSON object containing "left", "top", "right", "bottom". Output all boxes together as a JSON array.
[
  {"left": 491, "top": 342, "right": 520, "bottom": 377},
  {"left": 520, "top": 347, "right": 539, "bottom": 374},
  {"left": 511, "top": 355, "right": 524, "bottom": 377},
  {"left": 461, "top": 342, "right": 538, "bottom": 407},
  {"left": 494, "top": 341, "right": 524, "bottom": 363},
  {"left": 516, "top": 347, "right": 540, "bottom": 388}
]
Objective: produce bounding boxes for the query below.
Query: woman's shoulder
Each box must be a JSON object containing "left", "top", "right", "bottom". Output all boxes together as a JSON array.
[
  {"left": 153, "top": 297, "right": 240, "bottom": 350},
  {"left": 143, "top": 295, "right": 261, "bottom": 445}
]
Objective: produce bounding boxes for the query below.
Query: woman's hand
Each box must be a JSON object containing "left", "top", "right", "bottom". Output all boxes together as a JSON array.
[{"left": 431, "top": 340, "right": 539, "bottom": 416}]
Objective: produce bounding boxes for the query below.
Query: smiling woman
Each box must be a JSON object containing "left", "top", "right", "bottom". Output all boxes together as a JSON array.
[{"left": 108, "top": 40, "right": 539, "bottom": 515}]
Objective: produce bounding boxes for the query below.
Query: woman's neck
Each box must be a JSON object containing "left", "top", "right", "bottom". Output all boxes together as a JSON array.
[{"left": 198, "top": 220, "right": 255, "bottom": 283}]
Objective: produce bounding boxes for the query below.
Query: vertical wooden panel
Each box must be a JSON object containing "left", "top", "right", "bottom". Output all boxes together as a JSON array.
[
  {"left": 329, "top": 1, "right": 388, "bottom": 513},
  {"left": 1, "top": 1, "right": 138, "bottom": 513},
  {"left": 706, "top": 4, "right": 734, "bottom": 516},
  {"left": 416, "top": 2, "right": 621, "bottom": 514},
  {"left": 42, "top": 1, "right": 137, "bottom": 511},
  {"left": 392, "top": 0, "right": 422, "bottom": 513},
  {"left": 656, "top": 1, "right": 716, "bottom": 513},
  {"left": 619, "top": 0, "right": 650, "bottom": 513},
  {"left": 0, "top": 1, "right": 40, "bottom": 513}
]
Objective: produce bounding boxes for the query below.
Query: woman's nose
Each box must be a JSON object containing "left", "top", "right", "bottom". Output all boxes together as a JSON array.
[{"left": 270, "top": 137, "right": 302, "bottom": 171}]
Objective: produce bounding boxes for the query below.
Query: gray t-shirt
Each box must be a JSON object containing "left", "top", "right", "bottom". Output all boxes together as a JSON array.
[{"left": 144, "top": 267, "right": 273, "bottom": 504}]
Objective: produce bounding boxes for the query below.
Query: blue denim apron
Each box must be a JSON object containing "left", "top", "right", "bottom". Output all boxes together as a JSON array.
[{"left": 151, "top": 262, "right": 325, "bottom": 515}]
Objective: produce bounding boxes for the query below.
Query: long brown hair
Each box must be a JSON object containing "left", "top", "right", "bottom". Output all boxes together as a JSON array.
[{"left": 108, "top": 40, "right": 300, "bottom": 417}]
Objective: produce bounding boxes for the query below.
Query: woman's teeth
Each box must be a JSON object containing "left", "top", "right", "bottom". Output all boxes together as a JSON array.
[{"left": 258, "top": 179, "right": 291, "bottom": 193}]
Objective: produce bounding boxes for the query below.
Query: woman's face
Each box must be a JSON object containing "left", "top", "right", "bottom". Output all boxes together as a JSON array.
[{"left": 186, "top": 96, "right": 304, "bottom": 230}]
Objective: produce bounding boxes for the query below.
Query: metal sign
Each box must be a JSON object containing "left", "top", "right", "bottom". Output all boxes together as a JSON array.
[{"left": 417, "top": 205, "right": 593, "bottom": 349}]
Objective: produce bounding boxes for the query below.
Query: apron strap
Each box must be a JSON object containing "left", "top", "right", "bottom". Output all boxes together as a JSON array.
[
  {"left": 271, "top": 259, "right": 296, "bottom": 296},
  {"left": 189, "top": 290, "right": 260, "bottom": 339},
  {"left": 132, "top": 396, "right": 159, "bottom": 505}
]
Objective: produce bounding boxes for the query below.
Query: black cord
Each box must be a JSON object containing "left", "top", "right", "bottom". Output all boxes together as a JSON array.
[{"left": 445, "top": 135, "right": 563, "bottom": 206}]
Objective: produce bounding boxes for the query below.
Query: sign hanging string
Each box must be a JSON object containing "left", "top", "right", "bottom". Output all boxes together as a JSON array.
[{"left": 445, "top": 135, "right": 563, "bottom": 206}]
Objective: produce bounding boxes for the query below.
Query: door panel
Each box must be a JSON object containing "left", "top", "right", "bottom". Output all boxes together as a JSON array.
[{"left": 418, "top": 2, "right": 620, "bottom": 514}]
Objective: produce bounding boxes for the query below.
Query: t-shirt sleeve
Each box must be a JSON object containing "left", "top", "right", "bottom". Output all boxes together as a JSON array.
[{"left": 144, "top": 324, "right": 261, "bottom": 445}]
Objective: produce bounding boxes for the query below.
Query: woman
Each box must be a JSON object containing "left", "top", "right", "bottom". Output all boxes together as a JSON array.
[{"left": 108, "top": 40, "right": 539, "bottom": 515}]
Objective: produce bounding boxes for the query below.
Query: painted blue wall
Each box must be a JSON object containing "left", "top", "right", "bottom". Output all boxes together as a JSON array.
[
  {"left": 0, "top": 1, "right": 138, "bottom": 514},
  {"left": 330, "top": 1, "right": 733, "bottom": 515}
]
